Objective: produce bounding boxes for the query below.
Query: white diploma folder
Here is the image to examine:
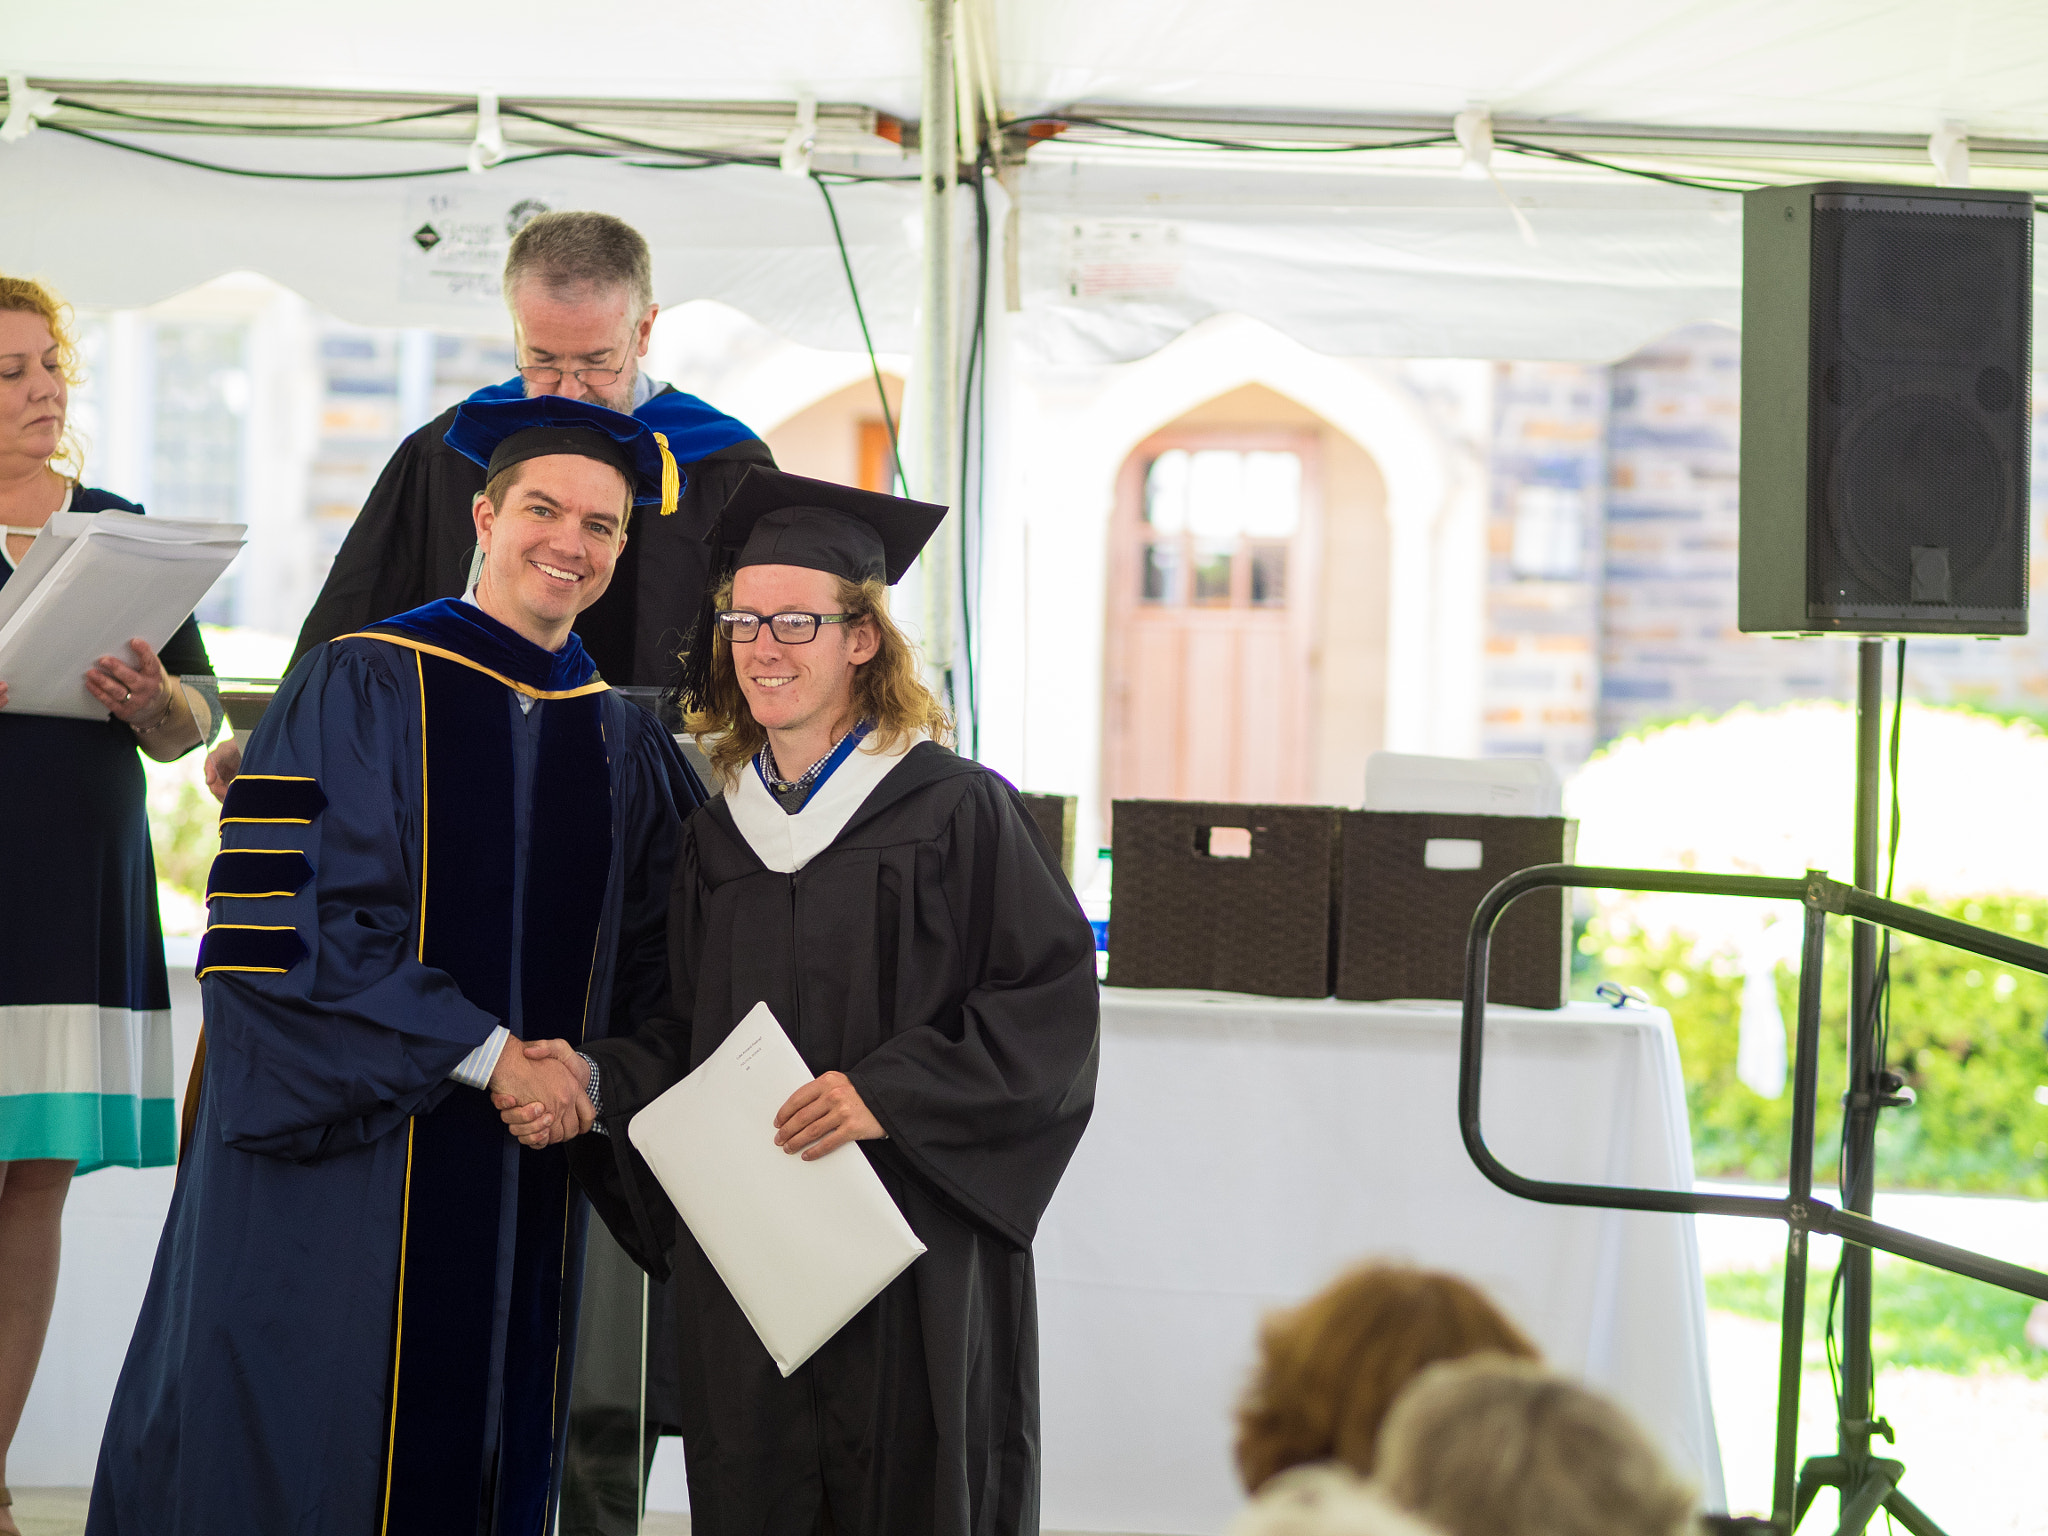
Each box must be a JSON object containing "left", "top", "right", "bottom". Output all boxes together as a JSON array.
[
  {"left": 627, "top": 1002, "right": 927, "bottom": 1377},
  {"left": 0, "top": 511, "right": 246, "bottom": 719}
]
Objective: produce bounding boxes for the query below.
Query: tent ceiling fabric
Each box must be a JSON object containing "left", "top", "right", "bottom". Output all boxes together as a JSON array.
[
  {"left": 15, "top": 0, "right": 2048, "bottom": 137},
  {"left": 16, "top": 0, "right": 2048, "bottom": 138},
  {"left": 994, "top": 0, "right": 2048, "bottom": 138},
  {"left": 8, "top": 1, "right": 2048, "bottom": 361}
]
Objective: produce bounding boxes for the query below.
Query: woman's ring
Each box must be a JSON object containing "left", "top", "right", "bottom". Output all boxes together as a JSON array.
[{"left": 121, "top": 687, "right": 132, "bottom": 703}]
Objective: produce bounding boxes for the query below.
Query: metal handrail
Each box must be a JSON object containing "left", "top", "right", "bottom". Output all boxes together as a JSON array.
[{"left": 1457, "top": 863, "right": 2048, "bottom": 1528}]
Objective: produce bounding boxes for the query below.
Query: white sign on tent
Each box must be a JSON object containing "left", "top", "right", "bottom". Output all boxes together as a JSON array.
[{"left": 399, "top": 185, "right": 567, "bottom": 306}]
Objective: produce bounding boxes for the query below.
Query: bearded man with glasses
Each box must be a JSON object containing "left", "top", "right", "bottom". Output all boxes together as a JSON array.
[{"left": 202, "top": 209, "right": 775, "bottom": 797}]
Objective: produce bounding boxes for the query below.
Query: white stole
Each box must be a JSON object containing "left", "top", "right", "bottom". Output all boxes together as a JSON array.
[{"left": 724, "top": 733, "right": 926, "bottom": 874}]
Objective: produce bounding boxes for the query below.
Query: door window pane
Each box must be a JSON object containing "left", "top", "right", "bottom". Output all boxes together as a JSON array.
[
  {"left": 1145, "top": 449, "right": 1188, "bottom": 533},
  {"left": 1141, "top": 542, "right": 1180, "bottom": 603},
  {"left": 1250, "top": 543, "right": 1288, "bottom": 606},
  {"left": 154, "top": 321, "right": 250, "bottom": 625},
  {"left": 1186, "top": 450, "right": 1244, "bottom": 539},
  {"left": 1510, "top": 484, "right": 1586, "bottom": 579},
  {"left": 1241, "top": 452, "right": 1302, "bottom": 537},
  {"left": 1192, "top": 547, "right": 1234, "bottom": 605}
]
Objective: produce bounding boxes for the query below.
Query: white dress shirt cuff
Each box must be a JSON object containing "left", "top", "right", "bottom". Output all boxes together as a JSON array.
[{"left": 450, "top": 1025, "right": 511, "bottom": 1090}]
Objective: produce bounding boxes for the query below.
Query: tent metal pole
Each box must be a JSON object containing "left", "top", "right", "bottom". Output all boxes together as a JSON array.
[{"left": 917, "top": 0, "right": 961, "bottom": 694}]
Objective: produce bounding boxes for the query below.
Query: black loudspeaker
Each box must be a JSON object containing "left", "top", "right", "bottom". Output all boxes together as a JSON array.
[{"left": 1739, "top": 182, "right": 2032, "bottom": 635}]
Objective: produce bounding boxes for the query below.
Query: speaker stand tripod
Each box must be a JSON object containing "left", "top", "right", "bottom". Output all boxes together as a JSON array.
[{"left": 1787, "top": 637, "right": 1934, "bottom": 1536}]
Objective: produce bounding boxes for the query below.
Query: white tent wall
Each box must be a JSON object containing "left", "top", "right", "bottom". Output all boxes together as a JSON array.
[
  {"left": 0, "top": 126, "right": 1766, "bottom": 365},
  {"left": 0, "top": 130, "right": 927, "bottom": 350},
  {"left": 1009, "top": 164, "right": 1746, "bottom": 365}
]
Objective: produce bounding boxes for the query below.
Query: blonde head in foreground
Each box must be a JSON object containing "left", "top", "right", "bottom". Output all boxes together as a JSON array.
[{"left": 1375, "top": 1354, "right": 1698, "bottom": 1536}]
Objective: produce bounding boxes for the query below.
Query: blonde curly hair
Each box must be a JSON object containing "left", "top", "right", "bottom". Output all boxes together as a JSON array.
[
  {"left": 684, "top": 573, "right": 953, "bottom": 786},
  {"left": 0, "top": 272, "right": 85, "bottom": 481}
]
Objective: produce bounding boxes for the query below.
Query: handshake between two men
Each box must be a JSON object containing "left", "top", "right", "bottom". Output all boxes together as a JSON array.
[{"left": 488, "top": 1036, "right": 885, "bottom": 1159}]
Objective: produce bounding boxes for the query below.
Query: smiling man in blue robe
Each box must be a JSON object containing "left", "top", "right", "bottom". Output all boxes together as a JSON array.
[{"left": 86, "top": 396, "right": 702, "bottom": 1536}]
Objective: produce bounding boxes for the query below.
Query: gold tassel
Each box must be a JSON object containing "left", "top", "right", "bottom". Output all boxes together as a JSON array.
[{"left": 654, "top": 431, "right": 680, "bottom": 515}]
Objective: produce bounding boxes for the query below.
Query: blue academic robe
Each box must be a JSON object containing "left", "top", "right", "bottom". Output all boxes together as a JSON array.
[{"left": 88, "top": 600, "right": 698, "bottom": 1536}]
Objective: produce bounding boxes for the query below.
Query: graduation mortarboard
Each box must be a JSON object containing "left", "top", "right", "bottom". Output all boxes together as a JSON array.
[
  {"left": 677, "top": 466, "right": 949, "bottom": 708},
  {"left": 444, "top": 395, "right": 681, "bottom": 516}
]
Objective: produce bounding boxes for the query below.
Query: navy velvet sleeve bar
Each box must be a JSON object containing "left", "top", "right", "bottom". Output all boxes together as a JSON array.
[{"left": 199, "top": 641, "right": 501, "bottom": 1163}]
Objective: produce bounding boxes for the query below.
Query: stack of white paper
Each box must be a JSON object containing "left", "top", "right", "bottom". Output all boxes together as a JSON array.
[
  {"left": 1363, "top": 751, "right": 1563, "bottom": 817},
  {"left": 628, "top": 1002, "right": 927, "bottom": 1376},
  {"left": 0, "top": 511, "right": 245, "bottom": 719}
]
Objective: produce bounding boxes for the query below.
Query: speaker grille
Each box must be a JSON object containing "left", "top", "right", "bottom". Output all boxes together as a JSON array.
[{"left": 1806, "top": 194, "right": 2030, "bottom": 624}]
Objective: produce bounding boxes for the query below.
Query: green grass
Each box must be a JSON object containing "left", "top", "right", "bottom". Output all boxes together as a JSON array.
[{"left": 1707, "top": 1261, "right": 2048, "bottom": 1378}]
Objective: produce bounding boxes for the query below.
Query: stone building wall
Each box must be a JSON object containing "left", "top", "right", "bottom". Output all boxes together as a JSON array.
[
  {"left": 1484, "top": 322, "right": 2048, "bottom": 770},
  {"left": 1480, "top": 362, "right": 1608, "bottom": 765}
]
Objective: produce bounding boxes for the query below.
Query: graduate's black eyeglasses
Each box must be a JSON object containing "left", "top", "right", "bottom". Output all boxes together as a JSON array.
[
  {"left": 716, "top": 611, "right": 856, "bottom": 645},
  {"left": 516, "top": 364, "right": 626, "bottom": 387}
]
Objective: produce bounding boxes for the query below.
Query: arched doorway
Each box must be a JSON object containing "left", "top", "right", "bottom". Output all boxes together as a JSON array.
[
  {"left": 1103, "top": 384, "right": 1390, "bottom": 812},
  {"left": 758, "top": 374, "right": 904, "bottom": 491}
]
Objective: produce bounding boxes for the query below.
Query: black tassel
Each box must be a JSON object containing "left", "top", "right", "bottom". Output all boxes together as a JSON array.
[{"left": 674, "top": 562, "right": 729, "bottom": 714}]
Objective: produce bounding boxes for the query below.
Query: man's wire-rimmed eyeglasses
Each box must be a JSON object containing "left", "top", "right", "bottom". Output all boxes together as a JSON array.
[
  {"left": 516, "top": 364, "right": 627, "bottom": 388},
  {"left": 717, "top": 611, "right": 857, "bottom": 645}
]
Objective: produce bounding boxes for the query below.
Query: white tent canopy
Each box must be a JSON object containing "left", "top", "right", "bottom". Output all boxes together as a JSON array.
[
  {"left": 15, "top": 0, "right": 2048, "bottom": 136},
  {"left": 9, "top": 0, "right": 2048, "bottom": 362}
]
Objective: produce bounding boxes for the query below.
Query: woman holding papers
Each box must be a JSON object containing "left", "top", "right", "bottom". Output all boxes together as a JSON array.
[
  {"left": 522, "top": 468, "right": 1101, "bottom": 1536},
  {"left": 0, "top": 275, "right": 220, "bottom": 1532}
]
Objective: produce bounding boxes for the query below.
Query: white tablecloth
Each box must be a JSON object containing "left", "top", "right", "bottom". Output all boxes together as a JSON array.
[{"left": 1035, "top": 989, "right": 1725, "bottom": 1535}]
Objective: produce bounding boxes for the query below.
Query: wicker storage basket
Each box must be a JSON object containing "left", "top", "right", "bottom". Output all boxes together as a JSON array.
[
  {"left": 1335, "top": 811, "right": 1576, "bottom": 1008},
  {"left": 1106, "top": 800, "right": 1342, "bottom": 996},
  {"left": 1018, "top": 792, "right": 1078, "bottom": 882}
]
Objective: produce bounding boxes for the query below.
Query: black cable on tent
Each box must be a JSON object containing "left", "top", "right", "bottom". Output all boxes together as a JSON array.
[
  {"left": 812, "top": 174, "right": 905, "bottom": 498},
  {"left": 34, "top": 115, "right": 918, "bottom": 184},
  {"left": 27, "top": 92, "right": 2048, "bottom": 204},
  {"left": 1004, "top": 114, "right": 1456, "bottom": 156},
  {"left": 956, "top": 155, "right": 994, "bottom": 760},
  {"left": 1004, "top": 113, "right": 1764, "bottom": 193},
  {"left": 52, "top": 95, "right": 475, "bottom": 133},
  {"left": 495, "top": 105, "right": 779, "bottom": 171},
  {"left": 1490, "top": 135, "right": 1758, "bottom": 193},
  {"left": 39, "top": 122, "right": 624, "bottom": 181}
]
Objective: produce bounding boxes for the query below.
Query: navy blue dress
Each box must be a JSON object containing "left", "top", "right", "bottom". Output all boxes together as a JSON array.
[{"left": 0, "top": 485, "right": 212, "bottom": 1171}]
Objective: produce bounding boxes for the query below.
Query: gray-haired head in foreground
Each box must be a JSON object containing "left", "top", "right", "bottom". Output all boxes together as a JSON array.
[
  {"left": 502, "top": 210, "right": 654, "bottom": 318},
  {"left": 1226, "top": 1465, "right": 1446, "bottom": 1536},
  {"left": 1375, "top": 1355, "right": 1700, "bottom": 1536}
]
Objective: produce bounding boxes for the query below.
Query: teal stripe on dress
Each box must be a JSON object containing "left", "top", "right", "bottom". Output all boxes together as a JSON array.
[{"left": 0, "top": 1092, "right": 178, "bottom": 1171}]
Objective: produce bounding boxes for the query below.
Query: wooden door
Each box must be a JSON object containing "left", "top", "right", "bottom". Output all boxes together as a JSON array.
[{"left": 1105, "top": 431, "right": 1321, "bottom": 811}]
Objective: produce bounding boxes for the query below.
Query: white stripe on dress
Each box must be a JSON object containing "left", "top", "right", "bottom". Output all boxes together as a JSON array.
[{"left": 0, "top": 1004, "right": 175, "bottom": 1098}]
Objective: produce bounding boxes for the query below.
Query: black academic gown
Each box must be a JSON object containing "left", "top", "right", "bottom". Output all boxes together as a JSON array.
[
  {"left": 573, "top": 742, "right": 1101, "bottom": 1536},
  {"left": 88, "top": 601, "right": 697, "bottom": 1536},
  {"left": 293, "top": 381, "right": 775, "bottom": 687}
]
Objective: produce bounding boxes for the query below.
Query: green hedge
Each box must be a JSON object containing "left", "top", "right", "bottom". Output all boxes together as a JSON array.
[
  {"left": 1708, "top": 1258, "right": 2048, "bottom": 1377},
  {"left": 1582, "top": 895, "right": 2048, "bottom": 1196}
]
